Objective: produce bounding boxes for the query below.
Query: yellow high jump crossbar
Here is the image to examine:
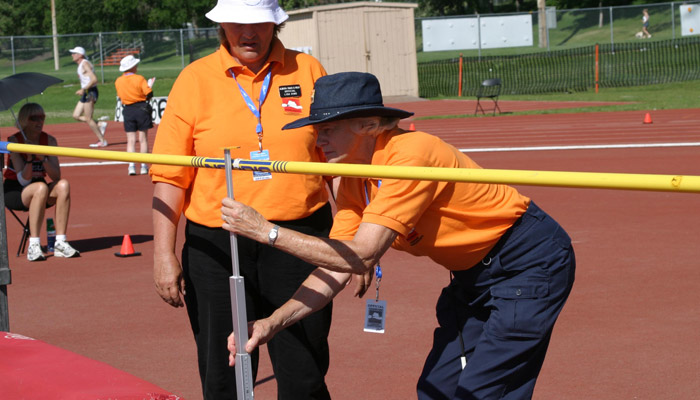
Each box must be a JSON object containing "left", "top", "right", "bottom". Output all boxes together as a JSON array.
[{"left": 2, "top": 141, "right": 700, "bottom": 193}]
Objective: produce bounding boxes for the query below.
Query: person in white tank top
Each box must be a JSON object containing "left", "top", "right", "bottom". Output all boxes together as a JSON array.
[
  {"left": 641, "top": 9, "right": 651, "bottom": 39},
  {"left": 69, "top": 46, "right": 107, "bottom": 147}
]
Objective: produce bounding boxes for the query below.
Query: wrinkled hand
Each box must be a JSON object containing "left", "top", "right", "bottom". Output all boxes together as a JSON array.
[
  {"left": 228, "top": 319, "right": 278, "bottom": 366},
  {"left": 351, "top": 269, "right": 374, "bottom": 298},
  {"left": 153, "top": 251, "right": 185, "bottom": 307},
  {"left": 221, "top": 197, "right": 270, "bottom": 242}
]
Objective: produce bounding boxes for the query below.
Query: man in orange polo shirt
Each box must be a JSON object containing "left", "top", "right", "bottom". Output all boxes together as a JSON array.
[
  {"left": 150, "top": 0, "right": 335, "bottom": 398},
  {"left": 222, "top": 72, "right": 576, "bottom": 399}
]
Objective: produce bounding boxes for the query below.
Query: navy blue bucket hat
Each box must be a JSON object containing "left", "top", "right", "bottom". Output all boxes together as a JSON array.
[{"left": 282, "top": 72, "right": 413, "bottom": 130}]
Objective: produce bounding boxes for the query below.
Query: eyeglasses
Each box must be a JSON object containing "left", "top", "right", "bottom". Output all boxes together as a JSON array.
[{"left": 28, "top": 115, "right": 46, "bottom": 122}]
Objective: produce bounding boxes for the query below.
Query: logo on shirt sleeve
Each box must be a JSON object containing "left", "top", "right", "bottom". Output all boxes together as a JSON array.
[{"left": 406, "top": 228, "right": 424, "bottom": 246}]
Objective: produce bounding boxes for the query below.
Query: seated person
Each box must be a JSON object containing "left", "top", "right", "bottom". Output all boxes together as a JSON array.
[{"left": 4, "top": 103, "right": 79, "bottom": 261}]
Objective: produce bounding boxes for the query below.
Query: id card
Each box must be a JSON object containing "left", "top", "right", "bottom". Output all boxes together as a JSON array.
[
  {"left": 364, "top": 299, "right": 387, "bottom": 334},
  {"left": 250, "top": 149, "right": 272, "bottom": 181}
]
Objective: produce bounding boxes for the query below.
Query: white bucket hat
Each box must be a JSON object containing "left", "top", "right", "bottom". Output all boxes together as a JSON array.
[
  {"left": 205, "top": 0, "right": 289, "bottom": 25},
  {"left": 119, "top": 55, "right": 140, "bottom": 72},
  {"left": 69, "top": 46, "right": 86, "bottom": 56}
]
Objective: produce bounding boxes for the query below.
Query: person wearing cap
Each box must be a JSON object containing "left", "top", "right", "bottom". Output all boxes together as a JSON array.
[
  {"left": 150, "top": 0, "right": 338, "bottom": 398},
  {"left": 222, "top": 72, "right": 576, "bottom": 399},
  {"left": 115, "top": 55, "right": 153, "bottom": 176},
  {"left": 69, "top": 46, "right": 107, "bottom": 148}
]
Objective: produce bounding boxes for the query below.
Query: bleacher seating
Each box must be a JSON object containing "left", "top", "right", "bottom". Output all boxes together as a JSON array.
[{"left": 101, "top": 48, "right": 141, "bottom": 66}]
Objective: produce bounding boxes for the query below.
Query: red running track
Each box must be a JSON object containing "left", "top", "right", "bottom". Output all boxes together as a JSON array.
[{"left": 3, "top": 101, "right": 700, "bottom": 399}]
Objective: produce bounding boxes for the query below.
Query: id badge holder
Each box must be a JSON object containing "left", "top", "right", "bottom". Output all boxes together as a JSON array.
[
  {"left": 250, "top": 149, "right": 272, "bottom": 181},
  {"left": 364, "top": 265, "right": 386, "bottom": 334},
  {"left": 364, "top": 299, "right": 387, "bottom": 333}
]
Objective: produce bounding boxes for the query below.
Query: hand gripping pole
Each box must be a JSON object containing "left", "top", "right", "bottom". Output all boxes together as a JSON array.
[{"left": 225, "top": 149, "right": 255, "bottom": 400}]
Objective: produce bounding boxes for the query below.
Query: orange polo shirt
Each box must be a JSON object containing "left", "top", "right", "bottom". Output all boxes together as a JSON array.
[
  {"left": 151, "top": 39, "right": 328, "bottom": 227},
  {"left": 330, "top": 130, "right": 530, "bottom": 271},
  {"left": 114, "top": 73, "right": 152, "bottom": 105}
]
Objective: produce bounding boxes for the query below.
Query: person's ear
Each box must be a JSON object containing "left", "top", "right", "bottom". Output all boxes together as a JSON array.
[{"left": 356, "top": 117, "right": 381, "bottom": 135}]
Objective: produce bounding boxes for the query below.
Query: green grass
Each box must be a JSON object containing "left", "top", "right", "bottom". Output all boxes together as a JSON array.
[
  {"left": 414, "top": 79, "right": 700, "bottom": 121},
  {"left": 3, "top": 78, "right": 698, "bottom": 128}
]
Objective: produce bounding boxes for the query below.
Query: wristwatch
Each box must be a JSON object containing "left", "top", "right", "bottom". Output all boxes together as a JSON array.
[{"left": 268, "top": 225, "right": 280, "bottom": 247}]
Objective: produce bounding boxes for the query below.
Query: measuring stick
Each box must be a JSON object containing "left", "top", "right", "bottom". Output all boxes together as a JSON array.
[{"left": 224, "top": 149, "right": 255, "bottom": 400}]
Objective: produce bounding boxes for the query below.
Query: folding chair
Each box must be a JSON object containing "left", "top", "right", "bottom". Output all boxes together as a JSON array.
[
  {"left": 6, "top": 208, "right": 30, "bottom": 257},
  {"left": 474, "top": 78, "right": 502, "bottom": 115}
]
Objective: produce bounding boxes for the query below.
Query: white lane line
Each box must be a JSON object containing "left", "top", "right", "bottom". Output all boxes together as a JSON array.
[
  {"left": 61, "top": 161, "right": 127, "bottom": 167},
  {"left": 459, "top": 142, "right": 700, "bottom": 153}
]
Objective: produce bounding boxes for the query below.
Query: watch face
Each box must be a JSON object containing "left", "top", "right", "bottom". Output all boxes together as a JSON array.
[{"left": 269, "top": 226, "right": 279, "bottom": 245}]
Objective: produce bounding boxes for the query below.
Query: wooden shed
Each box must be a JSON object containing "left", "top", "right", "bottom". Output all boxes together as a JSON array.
[{"left": 280, "top": 2, "right": 419, "bottom": 98}]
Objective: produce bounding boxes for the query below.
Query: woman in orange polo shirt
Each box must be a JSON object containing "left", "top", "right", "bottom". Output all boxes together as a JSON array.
[
  {"left": 115, "top": 55, "right": 153, "bottom": 176},
  {"left": 222, "top": 72, "right": 576, "bottom": 399},
  {"left": 150, "top": 0, "right": 336, "bottom": 398}
]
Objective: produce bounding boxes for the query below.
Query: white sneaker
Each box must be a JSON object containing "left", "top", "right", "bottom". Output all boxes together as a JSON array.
[
  {"left": 89, "top": 141, "right": 108, "bottom": 148},
  {"left": 54, "top": 241, "right": 79, "bottom": 258},
  {"left": 27, "top": 242, "right": 46, "bottom": 262},
  {"left": 140, "top": 165, "right": 149, "bottom": 175},
  {"left": 128, "top": 164, "right": 136, "bottom": 175},
  {"left": 98, "top": 121, "right": 107, "bottom": 136}
]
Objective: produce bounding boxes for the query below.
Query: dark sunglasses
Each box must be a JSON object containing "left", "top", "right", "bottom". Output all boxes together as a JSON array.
[{"left": 28, "top": 115, "right": 46, "bottom": 122}]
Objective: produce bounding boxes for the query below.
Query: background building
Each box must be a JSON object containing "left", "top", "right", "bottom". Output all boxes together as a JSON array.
[{"left": 281, "top": 1, "right": 419, "bottom": 98}]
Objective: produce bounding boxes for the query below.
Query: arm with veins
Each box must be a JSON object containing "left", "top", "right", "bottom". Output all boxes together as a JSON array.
[{"left": 221, "top": 197, "right": 398, "bottom": 275}]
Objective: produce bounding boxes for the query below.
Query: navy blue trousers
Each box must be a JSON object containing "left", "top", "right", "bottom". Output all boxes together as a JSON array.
[{"left": 417, "top": 202, "right": 575, "bottom": 399}]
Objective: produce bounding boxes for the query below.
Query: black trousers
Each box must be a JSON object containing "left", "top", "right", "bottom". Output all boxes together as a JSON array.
[{"left": 183, "top": 203, "right": 333, "bottom": 400}]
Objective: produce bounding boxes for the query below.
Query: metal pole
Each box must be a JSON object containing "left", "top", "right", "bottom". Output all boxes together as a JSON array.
[
  {"left": 0, "top": 172, "right": 13, "bottom": 332},
  {"left": 224, "top": 149, "right": 255, "bottom": 400},
  {"left": 477, "top": 15, "right": 481, "bottom": 61},
  {"left": 51, "top": 0, "right": 59, "bottom": 71},
  {"left": 11, "top": 37, "right": 16, "bottom": 75},
  {"left": 672, "top": 2, "right": 676, "bottom": 40},
  {"left": 538, "top": 0, "right": 547, "bottom": 48},
  {"left": 458, "top": 54, "right": 463, "bottom": 97},
  {"left": 180, "top": 29, "right": 185, "bottom": 69},
  {"left": 99, "top": 33, "right": 105, "bottom": 84},
  {"left": 609, "top": 7, "right": 615, "bottom": 54},
  {"left": 546, "top": 10, "right": 551, "bottom": 52}
]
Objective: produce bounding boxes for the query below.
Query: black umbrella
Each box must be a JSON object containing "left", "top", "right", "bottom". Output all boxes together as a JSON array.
[
  {"left": 0, "top": 72, "right": 63, "bottom": 142},
  {"left": 0, "top": 72, "right": 63, "bottom": 111}
]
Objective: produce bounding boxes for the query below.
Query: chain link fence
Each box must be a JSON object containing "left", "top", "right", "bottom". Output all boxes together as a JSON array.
[
  {"left": 0, "top": 28, "right": 219, "bottom": 83},
  {"left": 2, "top": 2, "right": 700, "bottom": 96},
  {"left": 419, "top": 36, "right": 700, "bottom": 97}
]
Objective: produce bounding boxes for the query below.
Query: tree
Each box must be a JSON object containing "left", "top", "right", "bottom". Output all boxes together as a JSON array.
[
  {"left": 0, "top": 0, "right": 52, "bottom": 36},
  {"left": 418, "top": 0, "right": 471, "bottom": 16}
]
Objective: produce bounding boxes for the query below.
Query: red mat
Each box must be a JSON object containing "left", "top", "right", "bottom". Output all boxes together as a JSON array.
[{"left": 0, "top": 332, "right": 182, "bottom": 400}]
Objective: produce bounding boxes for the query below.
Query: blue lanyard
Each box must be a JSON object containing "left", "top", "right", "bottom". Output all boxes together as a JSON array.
[
  {"left": 229, "top": 68, "right": 271, "bottom": 152},
  {"left": 365, "top": 180, "right": 383, "bottom": 295}
]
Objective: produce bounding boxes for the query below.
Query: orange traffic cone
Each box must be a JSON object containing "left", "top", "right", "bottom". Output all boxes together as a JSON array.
[
  {"left": 643, "top": 113, "right": 653, "bottom": 124},
  {"left": 409, "top": 122, "right": 415, "bottom": 130},
  {"left": 115, "top": 234, "right": 141, "bottom": 257}
]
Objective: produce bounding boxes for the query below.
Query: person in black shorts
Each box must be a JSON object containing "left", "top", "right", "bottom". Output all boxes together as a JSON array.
[
  {"left": 115, "top": 55, "right": 153, "bottom": 175},
  {"left": 69, "top": 46, "right": 107, "bottom": 147}
]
